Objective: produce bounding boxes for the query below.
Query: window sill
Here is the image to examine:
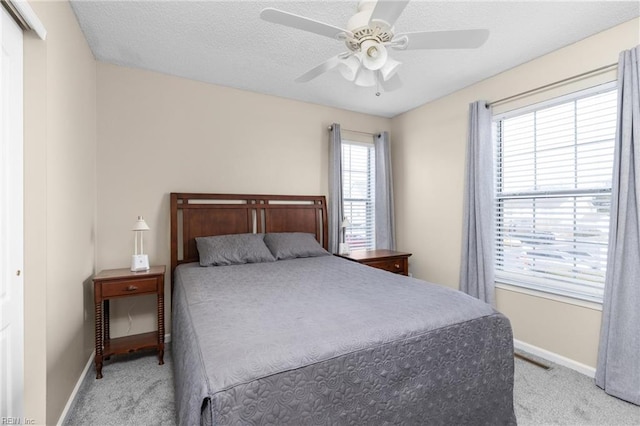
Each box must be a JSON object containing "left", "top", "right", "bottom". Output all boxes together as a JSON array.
[{"left": 495, "top": 282, "right": 602, "bottom": 312}]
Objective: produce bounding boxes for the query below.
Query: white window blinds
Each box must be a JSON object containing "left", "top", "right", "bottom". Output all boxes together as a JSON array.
[
  {"left": 342, "top": 141, "right": 376, "bottom": 250},
  {"left": 494, "top": 84, "right": 617, "bottom": 302}
]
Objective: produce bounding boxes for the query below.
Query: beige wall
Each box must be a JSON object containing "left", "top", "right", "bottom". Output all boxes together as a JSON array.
[
  {"left": 391, "top": 18, "right": 639, "bottom": 368},
  {"left": 23, "top": 1, "right": 97, "bottom": 424},
  {"left": 96, "top": 62, "right": 391, "bottom": 336}
]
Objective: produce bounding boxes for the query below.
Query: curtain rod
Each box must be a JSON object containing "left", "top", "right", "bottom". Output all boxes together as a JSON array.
[
  {"left": 488, "top": 62, "right": 617, "bottom": 108},
  {"left": 327, "top": 125, "right": 379, "bottom": 137}
]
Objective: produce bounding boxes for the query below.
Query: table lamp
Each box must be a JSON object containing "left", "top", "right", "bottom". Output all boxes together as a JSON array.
[
  {"left": 131, "top": 216, "right": 150, "bottom": 271},
  {"left": 339, "top": 217, "right": 351, "bottom": 255}
]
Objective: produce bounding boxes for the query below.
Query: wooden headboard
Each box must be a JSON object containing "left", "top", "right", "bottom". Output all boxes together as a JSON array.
[{"left": 170, "top": 192, "right": 328, "bottom": 281}]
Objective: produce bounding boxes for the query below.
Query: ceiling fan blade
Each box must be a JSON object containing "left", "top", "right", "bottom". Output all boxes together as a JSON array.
[
  {"left": 369, "top": 0, "right": 410, "bottom": 27},
  {"left": 261, "top": 8, "right": 350, "bottom": 40},
  {"left": 295, "top": 56, "right": 341, "bottom": 83},
  {"left": 379, "top": 73, "right": 402, "bottom": 92},
  {"left": 396, "top": 29, "right": 490, "bottom": 50}
]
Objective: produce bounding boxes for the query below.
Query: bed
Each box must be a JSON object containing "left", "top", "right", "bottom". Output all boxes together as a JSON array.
[{"left": 170, "top": 193, "right": 516, "bottom": 425}]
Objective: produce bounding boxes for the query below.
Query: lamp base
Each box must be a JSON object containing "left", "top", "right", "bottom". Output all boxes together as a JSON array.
[
  {"left": 339, "top": 243, "right": 350, "bottom": 255},
  {"left": 131, "top": 254, "right": 150, "bottom": 272}
]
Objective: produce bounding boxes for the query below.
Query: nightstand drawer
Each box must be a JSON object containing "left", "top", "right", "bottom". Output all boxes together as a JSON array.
[
  {"left": 101, "top": 277, "right": 158, "bottom": 297},
  {"left": 366, "top": 258, "right": 407, "bottom": 275},
  {"left": 336, "top": 250, "right": 412, "bottom": 277}
]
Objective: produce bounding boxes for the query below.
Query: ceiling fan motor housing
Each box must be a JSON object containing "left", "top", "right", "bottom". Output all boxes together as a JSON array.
[{"left": 346, "top": 0, "right": 394, "bottom": 53}]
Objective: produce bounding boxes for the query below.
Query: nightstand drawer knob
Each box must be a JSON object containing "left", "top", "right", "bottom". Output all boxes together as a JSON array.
[
  {"left": 394, "top": 264, "right": 400, "bottom": 269},
  {"left": 126, "top": 285, "right": 138, "bottom": 291}
]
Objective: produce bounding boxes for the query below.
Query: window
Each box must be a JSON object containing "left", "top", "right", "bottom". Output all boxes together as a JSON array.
[
  {"left": 494, "top": 84, "right": 617, "bottom": 302},
  {"left": 342, "top": 141, "right": 375, "bottom": 250}
]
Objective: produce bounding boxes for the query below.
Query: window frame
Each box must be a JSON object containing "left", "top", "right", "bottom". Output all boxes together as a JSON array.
[
  {"left": 492, "top": 82, "right": 617, "bottom": 303},
  {"left": 341, "top": 139, "right": 376, "bottom": 251}
]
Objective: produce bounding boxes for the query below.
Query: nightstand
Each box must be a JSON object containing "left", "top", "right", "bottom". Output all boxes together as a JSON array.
[
  {"left": 92, "top": 265, "right": 165, "bottom": 379},
  {"left": 337, "top": 249, "right": 412, "bottom": 276}
]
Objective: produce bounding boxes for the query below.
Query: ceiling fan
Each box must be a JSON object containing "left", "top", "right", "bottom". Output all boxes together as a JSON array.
[{"left": 260, "top": 0, "right": 489, "bottom": 95}]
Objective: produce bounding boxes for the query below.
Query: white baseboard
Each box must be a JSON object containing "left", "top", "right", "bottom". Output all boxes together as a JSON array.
[
  {"left": 514, "top": 339, "right": 596, "bottom": 378},
  {"left": 57, "top": 350, "right": 95, "bottom": 425},
  {"left": 57, "top": 333, "right": 172, "bottom": 425}
]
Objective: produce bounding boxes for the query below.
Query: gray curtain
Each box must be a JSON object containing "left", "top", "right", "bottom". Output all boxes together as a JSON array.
[
  {"left": 375, "top": 132, "right": 396, "bottom": 250},
  {"left": 328, "top": 123, "right": 344, "bottom": 254},
  {"left": 459, "top": 101, "right": 495, "bottom": 305},
  {"left": 596, "top": 46, "right": 640, "bottom": 405}
]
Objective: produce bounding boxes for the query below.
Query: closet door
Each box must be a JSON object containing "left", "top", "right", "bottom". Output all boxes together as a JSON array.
[{"left": 0, "top": 5, "right": 24, "bottom": 419}]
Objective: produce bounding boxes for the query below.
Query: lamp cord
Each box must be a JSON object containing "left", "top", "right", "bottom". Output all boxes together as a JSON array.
[{"left": 126, "top": 301, "right": 135, "bottom": 335}]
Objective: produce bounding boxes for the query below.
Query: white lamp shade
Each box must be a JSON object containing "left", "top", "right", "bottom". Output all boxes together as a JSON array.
[
  {"left": 361, "top": 40, "right": 387, "bottom": 71},
  {"left": 380, "top": 57, "right": 401, "bottom": 81},
  {"left": 132, "top": 216, "right": 150, "bottom": 231},
  {"left": 354, "top": 67, "right": 377, "bottom": 87},
  {"left": 338, "top": 55, "right": 361, "bottom": 81}
]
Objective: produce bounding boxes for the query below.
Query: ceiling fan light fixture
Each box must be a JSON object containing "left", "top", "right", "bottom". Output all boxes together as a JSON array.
[
  {"left": 338, "top": 55, "right": 361, "bottom": 81},
  {"left": 380, "top": 57, "right": 401, "bottom": 81},
  {"left": 354, "top": 67, "right": 377, "bottom": 87},
  {"left": 361, "top": 39, "right": 387, "bottom": 70}
]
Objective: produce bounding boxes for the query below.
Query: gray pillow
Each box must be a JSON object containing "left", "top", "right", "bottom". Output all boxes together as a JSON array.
[
  {"left": 196, "top": 233, "right": 275, "bottom": 266},
  {"left": 263, "top": 232, "right": 330, "bottom": 260}
]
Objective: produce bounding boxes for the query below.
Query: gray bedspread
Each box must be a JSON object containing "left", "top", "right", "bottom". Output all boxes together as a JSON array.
[{"left": 172, "top": 255, "right": 515, "bottom": 425}]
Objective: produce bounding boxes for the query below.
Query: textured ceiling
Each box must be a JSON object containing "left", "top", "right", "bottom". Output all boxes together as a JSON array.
[{"left": 70, "top": 1, "right": 639, "bottom": 118}]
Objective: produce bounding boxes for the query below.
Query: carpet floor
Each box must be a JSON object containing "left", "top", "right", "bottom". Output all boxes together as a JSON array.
[
  {"left": 513, "top": 351, "right": 639, "bottom": 425},
  {"left": 64, "top": 345, "right": 639, "bottom": 425}
]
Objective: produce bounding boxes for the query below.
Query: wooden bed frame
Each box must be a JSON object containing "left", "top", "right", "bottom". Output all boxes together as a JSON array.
[{"left": 170, "top": 193, "right": 328, "bottom": 290}]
